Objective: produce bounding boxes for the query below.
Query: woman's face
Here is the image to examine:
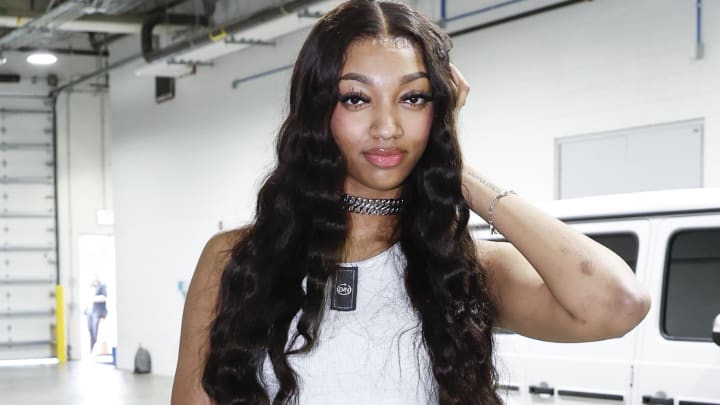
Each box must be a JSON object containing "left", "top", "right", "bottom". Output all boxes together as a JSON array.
[{"left": 330, "top": 37, "right": 434, "bottom": 199}]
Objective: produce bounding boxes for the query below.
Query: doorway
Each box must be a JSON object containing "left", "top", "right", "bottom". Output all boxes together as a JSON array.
[{"left": 78, "top": 234, "right": 117, "bottom": 364}]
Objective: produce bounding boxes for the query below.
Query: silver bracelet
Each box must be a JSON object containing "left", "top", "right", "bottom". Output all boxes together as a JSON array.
[{"left": 488, "top": 190, "right": 516, "bottom": 235}]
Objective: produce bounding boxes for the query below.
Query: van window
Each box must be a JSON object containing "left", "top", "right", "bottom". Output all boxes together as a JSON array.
[
  {"left": 588, "top": 233, "right": 638, "bottom": 272},
  {"left": 662, "top": 228, "right": 720, "bottom": 341}
]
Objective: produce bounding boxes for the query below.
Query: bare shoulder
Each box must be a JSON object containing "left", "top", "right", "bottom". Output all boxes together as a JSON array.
[
  {"left": 185, "top": 229, "right": 245, "bottom": 299},
  {"left": 204, "top": 228, "right": 248, "bottom": 264},
  {"left": 195, "top": 228, "right": 247, "bottom": 281},
  {"left": 171, "top": 227, "right": 249, "bottom": 405}
]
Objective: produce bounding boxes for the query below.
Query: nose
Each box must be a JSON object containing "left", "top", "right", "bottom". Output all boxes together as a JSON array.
[{"left": 369, "top": 104, "right": 403, "bottom": 140}]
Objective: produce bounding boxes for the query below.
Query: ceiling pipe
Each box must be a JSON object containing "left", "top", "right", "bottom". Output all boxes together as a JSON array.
[
  {"left": 50, "top": 52, "right": 141, "bottom": 98},
  {"left": 141, "top": 0, "right": 325, "bottom": 63},
  {"left": 16, "top": 46, "right": 109, "bottom": 57},
  {"left": 0, "top": 14, "right": 205, "bottom": 35}
]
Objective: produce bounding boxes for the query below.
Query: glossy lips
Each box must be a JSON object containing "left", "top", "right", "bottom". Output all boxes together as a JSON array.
[{"left": 363, "top": 148, "right": 405, "bottom": 168}]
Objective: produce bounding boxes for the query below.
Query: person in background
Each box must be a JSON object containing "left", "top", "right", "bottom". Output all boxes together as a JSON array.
[{"left": 86, "top": 274, "right": 108, "bottom": 353}]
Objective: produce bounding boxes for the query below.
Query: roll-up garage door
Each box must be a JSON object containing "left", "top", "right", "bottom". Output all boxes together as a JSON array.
[{"left": 0, "top": 94, "right": 57, "bottom": 360}]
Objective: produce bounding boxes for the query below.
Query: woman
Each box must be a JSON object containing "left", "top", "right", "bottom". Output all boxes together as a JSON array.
[{"left": 172, "top": 1, "right": 650, "bottom": 404}]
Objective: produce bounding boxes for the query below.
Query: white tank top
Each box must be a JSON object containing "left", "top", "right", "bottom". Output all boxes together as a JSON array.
[{"left": 262, "top": 243, "right": 438, "bottom": 404}]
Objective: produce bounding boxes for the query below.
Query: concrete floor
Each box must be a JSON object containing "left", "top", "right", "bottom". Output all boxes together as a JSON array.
[{"left": 0, "top": 361, "right": 173, "bottom": 405}]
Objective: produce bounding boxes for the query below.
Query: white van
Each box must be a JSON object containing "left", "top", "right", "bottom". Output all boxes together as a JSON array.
[{"left": 470, "top": 188, "right": 720, "bottom": 405}]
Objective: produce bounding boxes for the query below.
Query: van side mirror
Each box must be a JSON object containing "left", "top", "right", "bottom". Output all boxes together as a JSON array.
[{"left": 714, "top": 314, "right": 720, "bottom": 347}]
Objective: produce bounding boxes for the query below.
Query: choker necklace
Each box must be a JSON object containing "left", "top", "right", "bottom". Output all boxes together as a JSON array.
[{"left": 342, "top": 193, "right": 405, "bottom": 216}]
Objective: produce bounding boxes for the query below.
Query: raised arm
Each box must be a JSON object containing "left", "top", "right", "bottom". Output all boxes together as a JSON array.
[
  {"left": 464, "top": 171, "right": 651, "bottom": 342},
  {"left": 448, "top": 63, "right": 649, "bottom": 342},
  {"left": 171, "top": 230, "right": 243, "bottom": 404}
]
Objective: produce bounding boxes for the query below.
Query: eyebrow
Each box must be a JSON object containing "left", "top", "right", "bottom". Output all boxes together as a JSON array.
[{"left": 339, "top": 71, "right": 429, "bottom": 85}]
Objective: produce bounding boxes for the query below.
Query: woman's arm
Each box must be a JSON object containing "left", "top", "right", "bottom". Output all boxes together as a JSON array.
[
  {"left": 463, "top": 171, "right": 651, "bottom": 342},
  {"left": 171, "top": 230, "right": 243, "bottom": 405},
  {"left": 449, "top": 64, "right": 650, "bottom": 342}
]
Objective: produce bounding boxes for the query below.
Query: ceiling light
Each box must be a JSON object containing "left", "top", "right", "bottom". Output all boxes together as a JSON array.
[
  {"left": 0, "top": 52, "right": 6, "bottom": 65},
  {"left": 27, "top": 52, "right": 58, "bottom": 65}
]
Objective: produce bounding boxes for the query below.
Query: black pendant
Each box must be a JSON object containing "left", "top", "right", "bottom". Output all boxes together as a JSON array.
[{"left": 330, "top": 265, "right": 358, "bottom": 311}]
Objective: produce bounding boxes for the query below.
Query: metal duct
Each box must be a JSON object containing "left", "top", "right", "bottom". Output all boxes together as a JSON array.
[
  {"left": 0, "top": 15, "right": 145, "bottom": 34},
  {"left": 0, "top": 0, "right": 87, "bottom": 49},
  {"left": 141, "top": 0, "right": 325, "bottom": 63},
  {"left": 141, "top": 13, "right": 210, "bottom": 60},
  {"left": 88, "top": 0, "right": 147, "bottom": 15},
  {"left": 0, "top": 0, "right": 193, "bottom": 50}
]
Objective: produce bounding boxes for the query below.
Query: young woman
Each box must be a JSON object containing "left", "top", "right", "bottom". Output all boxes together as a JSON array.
[{"left": 171, "top": 1, "right": 650, "bottom": 404}]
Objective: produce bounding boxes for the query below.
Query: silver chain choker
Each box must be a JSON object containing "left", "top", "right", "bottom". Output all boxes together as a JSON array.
[{"left": 341, "top": 193, "right": 405, "bottom": 216}]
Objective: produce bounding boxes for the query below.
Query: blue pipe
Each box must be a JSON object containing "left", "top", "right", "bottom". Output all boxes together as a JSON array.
[
  {"left": 441, "top": 0, "right": 532, "bottom": 23},
  {"left": 696, "top": 0, "right": 704, "bottom": 58},
  {"left": 697, "top": 0, "right": 703, "bottom": 45}
]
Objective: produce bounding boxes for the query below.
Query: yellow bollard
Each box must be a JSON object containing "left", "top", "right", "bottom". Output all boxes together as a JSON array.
[{"left": 55, "top": 285, "right": 66, "bottom": 363}]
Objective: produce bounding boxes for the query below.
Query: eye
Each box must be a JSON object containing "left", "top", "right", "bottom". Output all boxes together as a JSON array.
[
  {"left": 402, "top": 91, "right": 433, "bottom": 107},
  {"left": 339, "top": 91, "right": 369, "bottom": 107}
]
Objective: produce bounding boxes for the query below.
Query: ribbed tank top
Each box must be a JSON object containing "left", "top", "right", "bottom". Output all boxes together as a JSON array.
[{"left": 262, "top": 243, "right": 438, "bottom": 404}]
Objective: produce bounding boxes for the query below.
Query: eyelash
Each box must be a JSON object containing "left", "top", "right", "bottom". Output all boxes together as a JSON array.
[
  {"left": 338, "top": 90, "right": 369, "bottom": 106},
  {"left": 338, "top": 90, "right": 433, "bottom": 108},
  {"left": 402, "top": 91, "right": 433, "bottom": 106}
]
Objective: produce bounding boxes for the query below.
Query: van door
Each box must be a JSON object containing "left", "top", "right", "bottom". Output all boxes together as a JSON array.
[
  {"left": 633, "top": 215, "right": 720, "bottom": 405},
  {"left": 485, "top": 219, "right": 651, "bottom": 404}
]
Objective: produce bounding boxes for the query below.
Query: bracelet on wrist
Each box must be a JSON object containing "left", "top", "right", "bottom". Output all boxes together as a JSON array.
[{"left": 487, "top": 190, "right": 516, "bottom": 235}]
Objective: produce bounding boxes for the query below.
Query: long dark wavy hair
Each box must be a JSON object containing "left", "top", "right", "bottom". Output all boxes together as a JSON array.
[{"left": 202, "top": 1, "right": 502, "bottom": 404}]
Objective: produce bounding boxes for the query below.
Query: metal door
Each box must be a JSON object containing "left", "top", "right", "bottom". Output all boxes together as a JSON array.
[{"left": 0, "top": 94, "right": 57, "bottom": 360}]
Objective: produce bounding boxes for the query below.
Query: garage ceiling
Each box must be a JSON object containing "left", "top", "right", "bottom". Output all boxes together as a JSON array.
[
  {"left": 0, "top": 0, "right": 287, "bottom": 54},
  {"left": 0, "top": 0, "right": 592, "bottom": 80}
]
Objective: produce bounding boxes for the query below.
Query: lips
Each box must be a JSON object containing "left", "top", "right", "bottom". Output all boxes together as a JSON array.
[{"left": 363, "top": 147, "right": 406, "bottom": 168}]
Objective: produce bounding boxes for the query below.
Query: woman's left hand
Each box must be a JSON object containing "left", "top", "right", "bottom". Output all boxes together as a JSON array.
[{"left": 450, "top": 63, "right": 470, "bottom": 116}]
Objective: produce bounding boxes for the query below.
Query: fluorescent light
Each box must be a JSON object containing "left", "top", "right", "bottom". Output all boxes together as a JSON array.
[{"left": 27, "top": 52, "right": 58, "bottom": 65}]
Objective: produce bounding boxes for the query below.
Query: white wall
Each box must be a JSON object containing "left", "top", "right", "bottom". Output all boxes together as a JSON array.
[
  {"left": 107, "top": 0, "right": 720, "bottom": 376},
  {"left": 448, "top": 0, "right": 720, "bottom": 199},
  {"left": 109, "top": 32, "right": 304, "bottom": 375}
]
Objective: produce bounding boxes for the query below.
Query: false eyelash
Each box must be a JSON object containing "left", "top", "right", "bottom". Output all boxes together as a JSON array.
[
  {"left": 338, "top": 90, "right": 369, "bottom": 103},
  {"left": 402, "top": 91, "right": 434, "bottom": 102}
]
